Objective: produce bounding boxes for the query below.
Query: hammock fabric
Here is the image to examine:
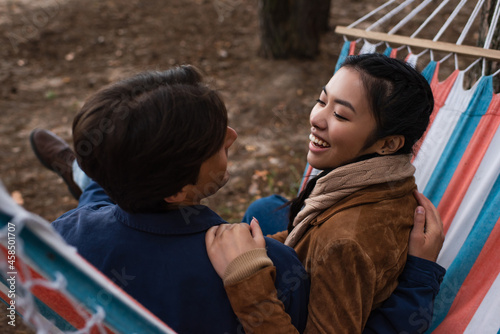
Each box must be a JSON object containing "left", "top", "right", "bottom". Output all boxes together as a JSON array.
[
  {"left": 0, "top": 183, "right": 176, "bottom": 334},
  {"left": 300, "top": 40, "right": 500, "bottom": 333}
]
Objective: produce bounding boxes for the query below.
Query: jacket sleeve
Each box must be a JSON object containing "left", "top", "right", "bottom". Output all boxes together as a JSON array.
[
  {"left": 226, "top": 238, "right": 377, "bottom": 333},
  {"left": 224, "top": 266, "right": 301, "bottom": 334},
  {"left": 225, "top": 252, "right": 445, "bottom": 334},
  {"left": 362, "top": 255, "right": 446, "bottom": 334}
]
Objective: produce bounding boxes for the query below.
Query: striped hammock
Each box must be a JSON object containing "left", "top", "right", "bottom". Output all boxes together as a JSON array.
[
  {"left": 0, "top": 182, "right": 176, "bottom": 333},
  {"left": 299, "top": 0, "right": 500, "bottom": 332}
]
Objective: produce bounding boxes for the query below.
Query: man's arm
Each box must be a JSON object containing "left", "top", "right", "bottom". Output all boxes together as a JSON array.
[{"left": 363, "top": 191, "right": 446, "bottom": 333}]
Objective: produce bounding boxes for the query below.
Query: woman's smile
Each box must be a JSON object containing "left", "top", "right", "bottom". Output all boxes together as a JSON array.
[{"left": 309, "top": 133, "right": 331, "bottom": 149}]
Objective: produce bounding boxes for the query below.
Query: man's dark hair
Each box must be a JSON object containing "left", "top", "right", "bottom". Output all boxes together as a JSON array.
[{"left": 73, "top": 65, "right": 228, "bottom": 212}]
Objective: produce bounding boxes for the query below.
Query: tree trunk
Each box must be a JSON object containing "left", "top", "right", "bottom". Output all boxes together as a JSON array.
[
  {"left": 258, "top": 0, "right": 331, "bottom": 59},
  {"left": 477, "top": 0, "right": 499, "bottom": 90}
]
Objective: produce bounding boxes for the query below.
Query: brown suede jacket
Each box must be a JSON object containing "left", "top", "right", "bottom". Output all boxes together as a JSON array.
[{"left": 224, "top": 177, "right": 417, "bottom": 334}]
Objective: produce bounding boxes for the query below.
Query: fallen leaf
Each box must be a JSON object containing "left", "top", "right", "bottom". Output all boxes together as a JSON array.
[
  {"left": 11, "top": 190, "right": 24, "bottom": 205},
  {"left": 253, "top": 170, "right": 269, "bottom": 180}
]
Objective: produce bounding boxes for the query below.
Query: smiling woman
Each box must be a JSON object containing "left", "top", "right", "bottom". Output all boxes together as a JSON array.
[
  {"left": 206, "top": 53, "right": 440, "bottom": 333},
  {"left": 307, "top": 67, "right": 382, "bottom": 171}
]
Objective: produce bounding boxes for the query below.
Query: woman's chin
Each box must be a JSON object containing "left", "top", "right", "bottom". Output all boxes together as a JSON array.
[{"left": 306, "top": 153, "right": 324, "bottom": 171}]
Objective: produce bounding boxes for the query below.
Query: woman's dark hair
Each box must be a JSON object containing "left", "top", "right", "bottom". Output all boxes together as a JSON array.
[
  {"left": 287, "top": 53, "right": 434, "bottom": 232},
  {"left": 72, "top": 65, "right": 228, "bottom": 213}
]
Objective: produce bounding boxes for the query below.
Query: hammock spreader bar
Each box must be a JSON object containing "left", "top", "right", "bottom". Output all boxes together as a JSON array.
[{"left": 335, "top": 26, "right": 500, "bottom": 61}]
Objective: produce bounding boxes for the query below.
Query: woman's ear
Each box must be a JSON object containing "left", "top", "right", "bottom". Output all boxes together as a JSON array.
[{"left": 376, "top": 135, "right": 405, "bottom": 155}]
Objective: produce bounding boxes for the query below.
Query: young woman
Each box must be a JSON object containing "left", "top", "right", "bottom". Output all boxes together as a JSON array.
[{"left": 206, "top": 53, "right": 443, "bottom": 333}]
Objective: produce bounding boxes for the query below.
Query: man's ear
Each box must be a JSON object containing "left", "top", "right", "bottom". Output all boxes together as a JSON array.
[
  {"left": 376, "top": 135, "right": 405, "bottom": 155},
  {"left": 164, "top": 186, "right": 190, "bottom": 204}
]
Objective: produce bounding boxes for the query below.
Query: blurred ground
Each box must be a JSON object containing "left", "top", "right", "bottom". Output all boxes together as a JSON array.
[{"left": 0, "top": 0, "right": 480, "bottom": 332}]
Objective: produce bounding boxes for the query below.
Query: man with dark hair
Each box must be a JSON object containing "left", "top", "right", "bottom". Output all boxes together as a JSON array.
[{"left": 32, "top": 66, "right": 310, "bottom": 333}]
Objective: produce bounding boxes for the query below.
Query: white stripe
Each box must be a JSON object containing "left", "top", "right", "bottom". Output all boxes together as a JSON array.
[
  {"left": 413, "top": 71, "right": 478, "bottom": 191},
  {"left": 359, "top": 40, "right": 380, "bottom": 54},
  {"left": 405, "top": 53, "right": 419, "bottom": 68},
  {"left": 464, "top": 273, "right": 500, "bottom": 334},
  {"left": 437, "top": 124, "right": 500, "bottom": 268}
]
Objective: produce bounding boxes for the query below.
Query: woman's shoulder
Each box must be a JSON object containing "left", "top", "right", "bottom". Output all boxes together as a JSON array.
[
  {"left": 306, "top": 185, "right": 415, "bottom": 264},
  {"left": 315, "top": 178, "right": 417, "bottom": 227}
]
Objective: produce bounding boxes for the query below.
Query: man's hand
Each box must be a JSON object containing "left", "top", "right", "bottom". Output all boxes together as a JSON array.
[
  {"left": 409, "top": 190, "right": 445, "bottom": 262},
  {"left": 206, "top": 218, "right": 266, "bottom": 278}
]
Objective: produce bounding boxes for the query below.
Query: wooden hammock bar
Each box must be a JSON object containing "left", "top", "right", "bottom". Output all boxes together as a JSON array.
[{"left": 335, "top": 26, "right": 500, "bottom": 62}]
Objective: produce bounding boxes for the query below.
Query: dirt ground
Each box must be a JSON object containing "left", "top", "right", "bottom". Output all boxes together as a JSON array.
[{"left": 0, "top": 0, "right": 485, "bottom": 332}]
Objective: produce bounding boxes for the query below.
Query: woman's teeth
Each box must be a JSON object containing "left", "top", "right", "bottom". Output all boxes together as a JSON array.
[{"left": 309, "top": 134, "right": 330, "bottom": 148}]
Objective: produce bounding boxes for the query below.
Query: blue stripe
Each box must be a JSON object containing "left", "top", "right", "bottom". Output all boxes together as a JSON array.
[
  {"left": 428, "top": 173, "right": 500, "bottom": 332},
  {"left": 421, "top": 60, "right": 437, "bottom": 84},
  {"left": 424, "top": 76, "right": 494, "bottom": 206},
  {"left": 334, "top": 41, "right": 351, "bottom": 74},
  {"left": 383, "top": 46, "right": 392, "bottom": 57},
  {"left": 0, "top": 212, "right": 10, "bottom": 225}
]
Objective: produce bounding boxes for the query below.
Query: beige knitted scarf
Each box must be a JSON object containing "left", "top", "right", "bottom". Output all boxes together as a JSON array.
[{"left": 284, "top": 154, "right": 415, "bottom": 248}]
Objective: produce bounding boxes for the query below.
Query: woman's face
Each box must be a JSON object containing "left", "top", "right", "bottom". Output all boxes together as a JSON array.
[{"left": 307, "top": 67, "right": 380, "bottom": 170}]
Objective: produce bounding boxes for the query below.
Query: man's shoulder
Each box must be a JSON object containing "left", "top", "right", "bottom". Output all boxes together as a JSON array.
[
  {"left": 264, "top": 236, "right": 296, "bottom": 258},
  {"left": 264, "top": 236, "right": 307, "bottom": 278},
  {"left": 52, "top": 201, "right": 117, "bottom": 235}
]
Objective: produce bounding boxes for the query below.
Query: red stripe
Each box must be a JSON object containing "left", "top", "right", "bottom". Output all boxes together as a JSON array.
[
  {"left": 438, "top": 94, "right": 500, "bottom": 233},
  {"left": 432, "top": 218, "right": 500, "bottom": 333},
  {"left": 349, "top": 41, "right": 357, "bottom": 55},
  {"left": 0, "top": 245, "right": 114, "bottom": 333},
  {"left": 300, "top": 164, "right": 315, "bottom": 192}
]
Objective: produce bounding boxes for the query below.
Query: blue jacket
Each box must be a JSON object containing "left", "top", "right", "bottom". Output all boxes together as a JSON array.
[{"left": 52, "top": 181, "right": 310, "bottom": 333}]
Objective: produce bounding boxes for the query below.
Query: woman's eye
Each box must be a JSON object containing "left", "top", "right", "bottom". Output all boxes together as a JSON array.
[
  {"left": 334, "top": 112, "right": 348, "bottom": 121},
  {"left": 316, "top": 99, "right": 326, "bottom": 105}
]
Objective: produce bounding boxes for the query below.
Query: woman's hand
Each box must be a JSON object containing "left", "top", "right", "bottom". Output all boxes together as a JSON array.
[
  {"left": 206, "top": 218, "right": 266, "bottom": 278},
  {"left": 409, "top": 190, "right": 445, "bottom": 262}
]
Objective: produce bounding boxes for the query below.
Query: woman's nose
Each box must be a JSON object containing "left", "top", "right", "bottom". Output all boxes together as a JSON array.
[{"left": 310, "top": 106, "right": 328, "bottom": 130}]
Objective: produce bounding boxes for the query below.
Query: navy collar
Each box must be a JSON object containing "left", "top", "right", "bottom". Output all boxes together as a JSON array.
[{"left": 113, "top": 204, "right": 227, "bottom": 235}]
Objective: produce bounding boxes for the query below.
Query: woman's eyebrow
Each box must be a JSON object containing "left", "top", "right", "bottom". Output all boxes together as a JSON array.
[
  {"left": 334, "top": 98, "right": 356, "bottom": 113},
  {"left": 322, "top": 86, "right": 327, "bottom": 95}
]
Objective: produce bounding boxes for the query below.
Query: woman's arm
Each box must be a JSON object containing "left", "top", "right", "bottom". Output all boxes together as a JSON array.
[
  {"left": 206, "top": 220, "right": 301, "bottom": 334},
  {"left": 206, "top": 192, "right": 445, "bottom": 333}
]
